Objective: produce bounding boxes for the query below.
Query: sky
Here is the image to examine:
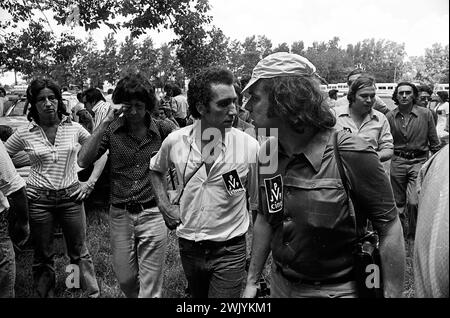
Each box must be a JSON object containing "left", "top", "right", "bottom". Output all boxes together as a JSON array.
[{"left": 1, "top": 0, "right": 449, "bottom": 85}]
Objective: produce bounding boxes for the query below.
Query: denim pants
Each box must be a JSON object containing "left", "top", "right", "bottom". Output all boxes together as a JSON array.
[
  {"left": 270, "top": 263, "right": 358, "bottom": 298},
  {"left": 0, "top": 210, "right": 15, "bottom": 298},
  {"left": 27, "top": 185, "right": 99, "bottom": 298},
  {"left": 109, "top": 205, "right": 168, "bottom": 298},
  {"left": 390, "top": 155, "right": 426, "bottom": 240},
  {"left": 178, "top": 235, "right": 247, "bottom": 298}
]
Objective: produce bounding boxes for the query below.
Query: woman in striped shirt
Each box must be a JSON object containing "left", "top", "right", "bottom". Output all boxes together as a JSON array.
[{"left": 5, "top": 78, "right": 99, "bottom": 298}]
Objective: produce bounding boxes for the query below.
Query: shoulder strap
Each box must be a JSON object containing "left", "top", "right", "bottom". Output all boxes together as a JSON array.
[{"left": 332, "top": 131, "right": 362, "bottom": 238}]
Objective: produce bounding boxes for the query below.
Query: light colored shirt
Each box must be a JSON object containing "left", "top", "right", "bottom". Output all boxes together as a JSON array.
[
  {"left": 150, "top": 120, "right": 260, "bottom": 242},
  {"left": 435, "top": 102, "right": 449, "bottom": 139},
  {"left": 171, "top": 95, "right": 188, "bottom": 119},
  {"left": 1, "top": 141, "right": 26, "bottom": 212},
  {"left": 333, "top": 105, "right": 393, "bottom": 152},
  {"left": 5, "top": 116, "right": 90, "bottom": 190},
  {"left": 92, "top": 100, "right": 111, "bottom": 129}
]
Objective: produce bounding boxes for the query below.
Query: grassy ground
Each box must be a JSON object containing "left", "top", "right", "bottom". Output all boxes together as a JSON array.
[{"left": 14, "top": 206, "right": 414, "bottom": 298}]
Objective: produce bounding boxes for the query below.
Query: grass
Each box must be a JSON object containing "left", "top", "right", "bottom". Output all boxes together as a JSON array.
[{"left": 14, "top": 206, "right": 414, "bottom": 298}]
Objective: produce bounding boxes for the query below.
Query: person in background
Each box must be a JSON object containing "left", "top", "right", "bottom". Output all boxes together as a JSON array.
[
  {"left": 82, "top": 88, "right": 111, "bottom": 129},
  {"left": 104, "top": 88, "right": 114, "bottom": 105},
  {"left": 333, "top": 75, "right": 393, "bottom": 175},
  {"left": 387, "top": 82, "right": 441, "bottom": 243},
  {"left": 416, "top": 85, "right": 437, "bottom": 124},
  {"left": 0, "top": 87, "right": 7, "bottom": 116},
  {"left": 149, "top": 67, "right": 260, "bottom": 298},
  {"left": 242, "top": 52, "right": 404, "bottom": 298},
  {"left": 327, "top": 89, "right": 339, "bottom": 108},
  {"left": 232, "top": 83, "right": 256, "bottom": 138},
  {"left": 170, "top": 85, "right": 189, "bottom": 127},
  {"left": 78, "top": 73, "right": 176, "bottom": 298},
  {"left": 434, "top": 91, "right": 449, "bottom": 146},
  {"left": 335, "top": 68, "right": 390, "bottom": 115},
  {"left": 0, "top": 140, "right": 29, "bottom": 298},
  {"left": 5, "top": 78, "right": 99, "bottom": 298},
  {"left": 71, "top": 92, "right": 85, "bottom": 123},
  {"left": 414, "top": 144, "right": 448, "bottom": 298}
]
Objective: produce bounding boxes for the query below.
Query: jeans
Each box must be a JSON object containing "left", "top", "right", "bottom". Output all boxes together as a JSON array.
[
  {"left": 109, "top": 205, "right": 167, "bottom": 298},
  {"left": 178, "top": 235, "right": 247, "bottom": 298},
  {"left": 390, "top": 155, "right": 426, "bottom": 240},
  {"left": 27, "top": 184, "right": 99, "bottom": 298},
  {"left": 270, "top": 263, "right": 358, "bottom": 298},
  {"left": 0, "top": 211, "right": 15, "bottom": 298}
]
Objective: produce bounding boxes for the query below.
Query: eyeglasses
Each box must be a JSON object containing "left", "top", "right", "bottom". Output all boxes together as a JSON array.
[{"left": 419, "top": 96, "right": 432, "bottom": 101}]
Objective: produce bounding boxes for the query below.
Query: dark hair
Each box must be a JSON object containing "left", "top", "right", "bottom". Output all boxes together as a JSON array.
[
  {"left": 112, "top": 73, "right": 157, "bottom": 112},
  {"left": 347, "top": 68, "right": 366, "bottom": 85},
  {"left": 392, "top": 82, "right": 418, "bottom": 105},
  {"left": 416, "top": 84, "right": 433, "bottom": 96},
  {"left": 187, "top": 67, "right": 235, "bottom": 119},
  {"left": 83, "top": 88, "right": 106, "bottom": 104},
  {"left": 107, "top": 88, "right": 114, "bottom": 94},
  {"left": 259, "top": 76, "right": 336, "bottom": 132},
  {"left": 172, "top": 85, "right": 182, "bottom": 97},
  {"left": 347, "top": 75, "right": 376, "bottom": 104},
  {"left": 26, "top": 78, "right": 68, "bottom": 123},
  {"left": 0, "top": 125, "right": 14, "bottom": 142},
  {"left": 0, "top": 87, "right": 6, "bottom": 96},
  {"left": 436, "top": 91, "right": 449, "bottom": 103},
  {"left": 76, "top": 92, "right": 83, "bottom": 101},
  {"left": 328, "top": 89, "right": 338, "bottom": 99},
  {"left": 240, "top": 75, "right": 252, "bottom": 90}
]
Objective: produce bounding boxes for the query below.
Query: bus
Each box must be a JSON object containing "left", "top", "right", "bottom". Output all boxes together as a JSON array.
[
  {"left": 375, "top": 83, "right": 397, "bottom": 97},
  {"left": 434, "top": 83, "right": 449, "bottom": 93},
  {"left": 336, "top": 83, "right": 348, "bottom": 96}
]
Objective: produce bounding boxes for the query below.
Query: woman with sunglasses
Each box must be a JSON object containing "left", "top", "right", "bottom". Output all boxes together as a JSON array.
[
  {"left": 416, "top": 85, "right": 438, "bottom": 124},
  {"left": 4, "top": 78, "right": 99, "bottom": 298}
]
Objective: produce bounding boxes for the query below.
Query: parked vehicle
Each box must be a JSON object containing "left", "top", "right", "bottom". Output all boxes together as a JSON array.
[{"left": 376, "top": 83, "right": 397, "bottom": 97}]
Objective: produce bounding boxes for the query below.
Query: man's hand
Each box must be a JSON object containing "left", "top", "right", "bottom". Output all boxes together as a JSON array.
[
  {"left": 160, "top": 204, "right": 181, "bottom": 230},
  {"left": 105, "top": 106, "right": 122, "bottom": 123},
  {"left": 70, "top": 181, "right": 94, "bottom": 201},
  {"left": 242, "top": 282, "right": 258, "bottom": 298}
]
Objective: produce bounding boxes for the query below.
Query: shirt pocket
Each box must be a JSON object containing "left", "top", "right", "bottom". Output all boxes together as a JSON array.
[{"left": 284, "top": 177, "right": 349, "bottom": 230}]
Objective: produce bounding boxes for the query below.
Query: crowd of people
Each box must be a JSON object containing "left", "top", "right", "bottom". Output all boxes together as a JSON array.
[{"left": 0, "top": 52, "right": 448, "bottom": 298}]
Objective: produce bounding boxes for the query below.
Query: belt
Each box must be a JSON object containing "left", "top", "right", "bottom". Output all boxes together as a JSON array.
[
  {"left": 112, "top": 199, "right": 157, "bottom": 214},
  {"left": 394, "top": 150, "right": 427, "bottom": 159},
  {"left": 27, "top": 183, "right": 79, "bottom": 196},
  {"left": 276, "top": 264, "right": 354, "bottom": 286},
  {"left": 179, "top": 234, "right": 245, "bottom": 249}
]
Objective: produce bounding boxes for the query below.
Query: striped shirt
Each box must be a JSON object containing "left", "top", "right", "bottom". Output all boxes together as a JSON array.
[
  {"left": 92, "top": 100, "right": 111, "bottom": 129},
  {"left": 5, "top": 116, "right": 91, "bottom": 190}
]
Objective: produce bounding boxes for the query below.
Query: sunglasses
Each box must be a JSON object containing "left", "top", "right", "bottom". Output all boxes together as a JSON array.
[{"left": 419, "top": 96, "right": 432, "bottom": 101}]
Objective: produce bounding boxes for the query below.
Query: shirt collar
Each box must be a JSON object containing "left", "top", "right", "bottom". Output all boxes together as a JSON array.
[
  {"left": 279, "top": 129, "right": 332, "bottom": 173},
  {"left": 112, "top": 112, "right": 159, "bottom": 136},
  {"left": 393, "top": 104, "right": 419, "bottom": 118},
  {"left": 338, "top": 104, "right": 379, "bottom": 121},
  {"left": 182, "top": 119, "right": 227, "bottom": 150},
  {"left": 29, "top": 115, "right": 72, "bottom": 131}
]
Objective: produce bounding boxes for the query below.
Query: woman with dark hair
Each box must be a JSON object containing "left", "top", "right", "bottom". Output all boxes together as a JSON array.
[
  {"left": 334, "top": 75, "right": 393, "bottom": 164},
  {"left": 4, "top": 78, "right": 99, "bottom": 298},
  {"left": 435, "top": 91, "right": 449, "bottom": 145}
]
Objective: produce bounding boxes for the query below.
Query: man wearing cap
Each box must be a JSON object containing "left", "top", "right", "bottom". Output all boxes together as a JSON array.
[
  {"left": 149, "top": 67, "right": 260, "bottom": 298},
  {"left": 242, "top": 52, "right": 405, "bottom": 298},
  {"left": 335, "top": 69, "right": 390, "bottom": 115}
]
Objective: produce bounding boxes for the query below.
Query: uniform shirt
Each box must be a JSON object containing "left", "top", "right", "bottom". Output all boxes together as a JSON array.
[
  {"left": 1, "top": 141, "right": 26, "bottom": 212},
  {"left": 5, "top": 116, "right": 90, "bottom": 190},
  {"left": 335, "top": 95, "right": 390, "bottom": 115},
  {"left": 96, "top": 112, "right": 176, "bottom": 205},
  {"left": 333, "top": 105, "right": 393, "bottom": 152},
  {"left": 150, "top": 120, "right": 260, "bottom": 242},
  {"left": 387, "top": 105, "right": 441, "bottom": 153},
  {"left": 258, "top": 129, "right": 397, "bottom": 280},
  {"left": 92, "top": 100, "right": 111, "bottom": 129}
]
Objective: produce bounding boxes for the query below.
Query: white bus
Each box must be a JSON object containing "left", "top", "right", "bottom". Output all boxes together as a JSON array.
[
  {"left": 336, "top": 83, "right": 348, "bottom": 96},
  {"left": 434, "top": 83, "right": 449, "bottom": 93},
  {"left": 375, "top": 83, "right": 397, "bottom": 97}
]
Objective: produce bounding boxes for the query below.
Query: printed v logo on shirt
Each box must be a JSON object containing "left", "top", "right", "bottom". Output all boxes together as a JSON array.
[{"left": 221, "top": 169, "right": 245, "bottom": 196}]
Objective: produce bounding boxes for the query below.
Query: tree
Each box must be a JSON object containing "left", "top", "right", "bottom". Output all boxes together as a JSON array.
[
  {"left": 291, "top": 41, "right": 305, "bottom": 55},
  {"left": 51, "top": 33, "right": 83, "bottom": 86},
  {"left": 273, "top": 42, "right": 289, "bottom": 53},
  {"left": 423, "top": 43, "right": 449, "bottom": 84},
  {"left": 100, "top": 33, "right": 120, "bottom": 85}
]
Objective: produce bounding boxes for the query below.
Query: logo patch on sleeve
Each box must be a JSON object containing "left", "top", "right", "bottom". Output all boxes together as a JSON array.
[
  {"left": 264, "top": 175, "right": 283, "bottom": 213},
  {"left": 221, "top": 169, "right": 245, "bottom": 196}
]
